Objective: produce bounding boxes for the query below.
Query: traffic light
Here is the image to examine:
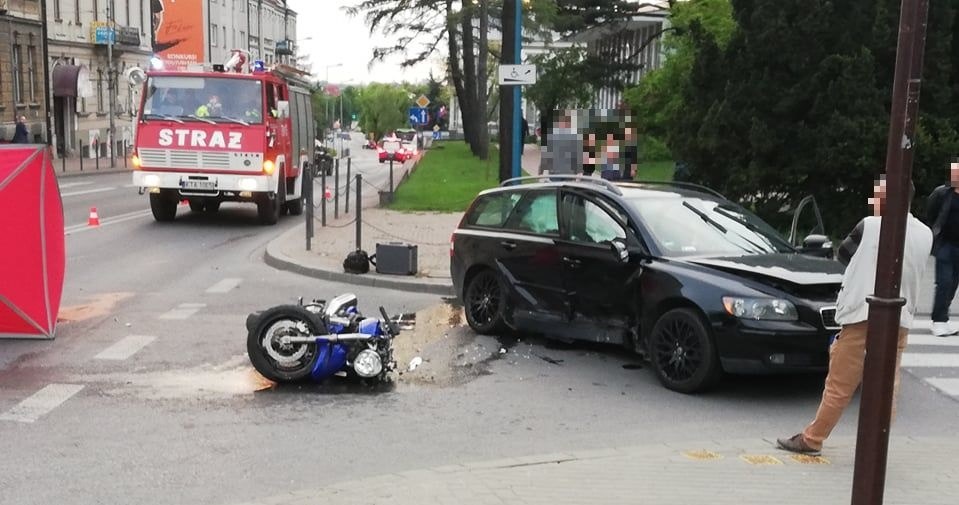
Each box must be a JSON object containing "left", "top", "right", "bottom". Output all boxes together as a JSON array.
[{"left": 351, "top": 113, "right": 357, "bottom": 120}]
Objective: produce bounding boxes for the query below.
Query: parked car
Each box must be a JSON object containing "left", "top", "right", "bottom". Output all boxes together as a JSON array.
[
  {"left": 450, "top": 176, "right": 842, "bottom": 393},
  {"left": 377, "top": 138, "right": 412, "bottom": 164}
]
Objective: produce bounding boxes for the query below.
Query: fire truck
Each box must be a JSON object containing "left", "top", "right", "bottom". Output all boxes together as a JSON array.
[{"left": 130, "top": 53, "right": 315, "bottom": 225}]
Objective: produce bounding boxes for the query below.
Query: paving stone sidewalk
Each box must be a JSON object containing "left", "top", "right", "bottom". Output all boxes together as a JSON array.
[{"left": 229, "top": 436, "right": 959, "bottom": 505}]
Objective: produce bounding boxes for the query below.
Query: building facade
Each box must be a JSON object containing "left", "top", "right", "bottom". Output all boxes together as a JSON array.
[
  {"left": 207, "top": 0, "right": 296, "bottom": 67},
  {"left": 1, "top": 0, "right": 49, "bottom": 144}
]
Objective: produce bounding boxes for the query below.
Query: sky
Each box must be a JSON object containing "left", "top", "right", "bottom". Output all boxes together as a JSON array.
[{"left": 286, "top": 0, "right": 440, "bottom": 85}]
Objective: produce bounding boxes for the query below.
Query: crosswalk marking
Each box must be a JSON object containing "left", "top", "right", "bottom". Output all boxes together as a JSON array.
[
  {"left": 206, "top": 278, "right": 242, "bottom": 294},
  {"left": 907, "top": 334, "right": 959, "bottom": 347},
  {"left": 158, "top": 303, "right": 206, "bottom": 320},
  {"left": 57, "top": 181, "right": 94, "bottom": 189},
  {"left": 902, "top": 319, "right": 959, "bottom": 399},
  {"left": 925, "top": 378, "right": 959, "bottom": 397},
  {"left": 0, "top": 384, "right": 85, "bottom": 423},
  {"left": 61, "top": 187, "right": 116, "bottom": 197},
  {"left": 900, "top": 353, "right": 959, "bottom": 368},
  {"left": 94, "top": 335, "right": 156, "bottom": 360}
]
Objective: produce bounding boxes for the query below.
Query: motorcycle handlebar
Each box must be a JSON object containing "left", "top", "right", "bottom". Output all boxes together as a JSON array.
[{"left": 380, "top": 306, "right": 400, "bottom": 335}]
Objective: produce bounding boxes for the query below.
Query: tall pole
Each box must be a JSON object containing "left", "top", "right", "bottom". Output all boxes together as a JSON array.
[
  {"left": 851, "top": 0, "right": 928, "bottom": 504},
  {"left": 511, "top": 0, "right": 522, "bottom": 179},
  {"left": 107, "top": 0, "right": 116, "bottom": 167},
  {"left": 498, "top": 0, "right": 517, "bottom": 182},
  {"left": 39, "top": 0, "right": 53, "bottom": 149}
]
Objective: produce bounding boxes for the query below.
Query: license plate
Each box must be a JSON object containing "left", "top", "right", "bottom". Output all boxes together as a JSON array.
[{"left": 181, "top": 180, "right": 216, "bottom": 190}]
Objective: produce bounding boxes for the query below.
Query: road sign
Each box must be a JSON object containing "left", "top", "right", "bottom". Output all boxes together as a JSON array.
[
  {"left": 498, "top": 64, "right": 537, "bottom": 85},
  {"left": 415, "top": 95, "right": 431, "bottom": 108},
  {"left": 409, "top": 107, "right": 429, "bottom": 126}
]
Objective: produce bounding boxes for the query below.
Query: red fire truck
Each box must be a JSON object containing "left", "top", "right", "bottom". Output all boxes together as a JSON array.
[{"left": 131, "top": 57, "right": 315, "bottom": 225}]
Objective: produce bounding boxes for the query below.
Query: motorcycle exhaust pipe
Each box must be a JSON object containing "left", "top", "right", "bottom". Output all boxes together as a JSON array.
[{"left": 282, "top": 333, "right": 374, "bottom": 344}]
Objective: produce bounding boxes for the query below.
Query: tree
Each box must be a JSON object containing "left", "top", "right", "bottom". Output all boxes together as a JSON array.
[
  {"left": 356, "top": 83, "right": 410, "bottom": 140},
  {"left": 525, "top": 47, "right": 597, "bottom": 142}
]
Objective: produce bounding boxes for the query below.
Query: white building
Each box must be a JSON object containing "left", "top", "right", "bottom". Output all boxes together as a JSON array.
[{"left": 46, "top": 0, "right": 298, "bottom": 160}]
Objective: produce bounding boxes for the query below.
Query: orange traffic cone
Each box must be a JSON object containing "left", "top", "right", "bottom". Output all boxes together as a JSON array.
[
  {"left": 87, "top": 207, "right": 100, "bottom": 227},
  {"left": 324, "top": 186, "right": 333, "bottom": 202}
]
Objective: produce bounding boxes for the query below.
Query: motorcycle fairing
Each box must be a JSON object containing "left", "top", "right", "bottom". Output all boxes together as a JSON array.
[{"left": 310, "top": 341, "right": 349, "bottom": 380}]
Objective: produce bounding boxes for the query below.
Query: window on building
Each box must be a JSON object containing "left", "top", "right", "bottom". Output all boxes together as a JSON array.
[
  {"left": 12, "top": 42, "right": 23, "bottom": 103},
  {"left": 27, "top": 45, "right": 36, "bottom": 102},
  {"left": 126, "top": 0, "right": 131, "bottom": 25},
  {"left": 211, "top": 24, "right": 217, "bottom": 46},
  {"left": 97, "top": 68, "right": 105, "bottom": 113},
  {"left": 223, "top": 26, "right": 227, "bottom": 48},
  {"left": 75, "top": 0, "right": 81, "bottom": 24},
  {"left": 93, "top": 0, "right": 98, "bottom": 21},
  {"left": 54, "top": 0, "right": 62, "bottom": 19}
]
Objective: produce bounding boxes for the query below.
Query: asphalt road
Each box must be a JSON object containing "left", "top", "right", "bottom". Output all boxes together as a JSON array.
[{"left": 1, "top": 140, "right": 958, "bottom": 504}]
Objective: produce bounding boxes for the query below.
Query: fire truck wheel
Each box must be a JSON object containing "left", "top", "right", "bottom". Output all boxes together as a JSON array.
[
  {"left": 149, "top": 190, "right": 177, "bottom": 222},
  {"left": 286, "top": 179, "right": 305, "bottom": 216},
  {"left": 204, "top": 201, "right": 221, "bottom": 213},
  {"left": 257, "top": 184, "right": 284, "bottom": 225},
  {"left": 188, "top": 200, "right": 204, "bottom": 213}
]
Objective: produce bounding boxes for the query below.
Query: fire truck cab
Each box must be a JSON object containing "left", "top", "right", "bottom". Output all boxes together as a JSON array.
[{"left": 131, "top": 59, "right": 314, "bottom": 225}]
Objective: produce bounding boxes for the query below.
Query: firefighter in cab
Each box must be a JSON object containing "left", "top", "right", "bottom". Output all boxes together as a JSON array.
[{"left": 195, "top": 94, "right": 223, "bottom": 117}]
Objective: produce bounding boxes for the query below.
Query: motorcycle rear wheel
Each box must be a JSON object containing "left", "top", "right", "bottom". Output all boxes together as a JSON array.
[{"left": 247, "top": 305, "right": 326, "bottom": 382}]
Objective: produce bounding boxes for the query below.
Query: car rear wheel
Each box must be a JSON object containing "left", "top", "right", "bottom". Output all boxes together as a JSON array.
[
  {"left": 650, "top": 308, "right": 721, "bottom": 394},
  {"left": 464, "top": 269, "right": 508, "bottom": 335}
]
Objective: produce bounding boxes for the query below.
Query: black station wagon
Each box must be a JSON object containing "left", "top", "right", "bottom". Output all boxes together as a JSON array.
[{"left": 450, "top": 176, "right": 844, "bottom": 393}]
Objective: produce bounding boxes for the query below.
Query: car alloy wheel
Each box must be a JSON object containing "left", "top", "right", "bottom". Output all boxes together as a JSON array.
[
  {"left": 464, "top": 269, "right": 507, "bottom": 335},
  {"left": 650, "top": 308, "right": 721, "bottom": 393}
]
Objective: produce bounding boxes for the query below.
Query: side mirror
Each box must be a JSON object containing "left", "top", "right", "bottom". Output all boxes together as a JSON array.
[
  {"left": 800, "top": 234, "right": 834, "bottom": 258},
  {"left": 276, "top": 100, "right": 290, "bottom": 119},
  {"left": 611, "top": 239, "right": 630, "bottom": 263}
]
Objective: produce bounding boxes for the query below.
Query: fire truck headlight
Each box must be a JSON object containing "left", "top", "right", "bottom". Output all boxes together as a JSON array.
[
  {"left": 238, "top": 178, "right": 258, "bottom": 191},
  {"left": 131, "top": 155, "right": 142, "bottom": 169},
  {"left": 262, "top": 160, "right": 276, "bottom": 175},
  {"left": 143, "top": 174, "right": 160, "bottom": 187}
]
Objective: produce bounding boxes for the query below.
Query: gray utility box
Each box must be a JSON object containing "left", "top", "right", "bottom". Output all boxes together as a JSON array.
[{"left": 375, "top": 242, "right": 418, "bottom": 276}]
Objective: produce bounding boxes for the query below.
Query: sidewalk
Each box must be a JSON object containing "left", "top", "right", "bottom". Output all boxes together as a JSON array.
[
  {"left": 229, "top": 436, "right": 959, "bottom": 504},
  {"left": 52, "top": 153, "right": 133, "bottom": 178},
  {"left": 265, "top": 144, "right": 544, "bottom": 296}
]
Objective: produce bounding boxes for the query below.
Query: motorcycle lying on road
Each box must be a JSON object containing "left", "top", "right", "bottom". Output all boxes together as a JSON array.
[{"left": 246, "top": 294, "right": 401, "bottom": 383}]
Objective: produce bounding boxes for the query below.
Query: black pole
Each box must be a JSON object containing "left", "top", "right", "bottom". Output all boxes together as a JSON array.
[
  {"left": 498, "top": 0, "right": 518, "bottom": 182},
  {"left": 79, "top": 141, "right": 83, "bottom": 171},
  {"left": 355, "top": 173, "right": 362, "bottom": 250},
  {"left": 305, "top": 161, "right": 313, "bottom": 250},
  {"left": 320, "top": 161, "right": 327, "bottom": 227},
  {"left": 95, "top": 142, "right": 100, "bottom": 170},
  {"left": 61, "top": 153, "right": 65, "bottom": 173},
  {"left": 345, "top": 157, "right": 351, "bottom": 214},
  {"left": 851, "top": 1, "right": 929, "bottom": 504},
  {"left": 389, "top": 156, "right": 394, "bottom": 194},
  {"left": 39, "top": 0, "right": 53, "bottom": 148},
  {"left": 334, "top": 157, "right": 340, "bottom": 220}
]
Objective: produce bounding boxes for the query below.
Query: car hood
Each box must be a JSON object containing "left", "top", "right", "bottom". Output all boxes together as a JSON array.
[{"left": 685, "top": 253, "right": 843, "bottom": 291}]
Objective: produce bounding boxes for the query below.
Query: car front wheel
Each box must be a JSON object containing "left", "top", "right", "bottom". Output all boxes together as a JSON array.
[
  {"left": 464, "top": 269, "right": 508, "bottom": 335},
  {"left": 650, "top": 308, "right": 721, "bottom": 394}
]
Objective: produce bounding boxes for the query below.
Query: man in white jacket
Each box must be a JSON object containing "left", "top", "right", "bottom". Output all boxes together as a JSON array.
[{"left": 777, "top": 176, "right": 933, "bottom": 455}]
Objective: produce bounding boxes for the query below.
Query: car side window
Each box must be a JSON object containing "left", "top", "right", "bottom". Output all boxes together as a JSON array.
[
  {"left": 565, "top": 194, "right": 626, "bottom": 244},
  {"left": 466, "top": 192, "right": 523, "bottom": 228},
  {"left": 505, "top": 190, "right": 559, "bottom": 235}
]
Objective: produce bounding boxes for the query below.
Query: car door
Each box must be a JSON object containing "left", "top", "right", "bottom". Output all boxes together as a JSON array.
[
  {"left": 788, "top": 195, "right": 833, "bottom": 258},
  {"left": 556, "top": 191, "right": 639, "bottom": 342},
  {"left": 498, "top": 189, "right": 568, "bottom": 327}
]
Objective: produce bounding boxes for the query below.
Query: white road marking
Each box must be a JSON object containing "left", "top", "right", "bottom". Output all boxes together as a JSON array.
[
  {"left": 908, "top": 334, "right": 959, "bottom": 347},
  {"left": 900, "top": 353, "right": 959, "bottom": 368},
  {"left": 94, "top": 335, "right": 156, "bottom": 360},
  {"left": 64, "top": 210, "right": 154, "bottom": 235},
  {"left": 58, "top": 181, "right": 94, "bottom": 189},
  {"left": 0, "top": 384, "right": 85, "bottom": 423},
  {"left": 158, "top": 303, "right": 206, "bottom": 320},
  {"left": 206, "top": 278, "right": 242, "bottom": 294},
  {"left": 61, "top": 187, "right": 116, "bottom": 197},
  {"left": 925, "top": 378, "right": 959, "bottom": 397}
]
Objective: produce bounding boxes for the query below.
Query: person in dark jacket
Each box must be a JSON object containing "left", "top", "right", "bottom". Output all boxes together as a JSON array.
[
  {"left": 926, "top": 159, "right": 959, "bottom": 337},
  {"left": 12, "top": 115, "right": 28, "bottom": 143}
]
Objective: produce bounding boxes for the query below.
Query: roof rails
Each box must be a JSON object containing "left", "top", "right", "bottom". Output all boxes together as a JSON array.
[
  {"left": 621, "top": 180, "right": 727, "bottom": 200},
  {"left": 500, "top": 175, "right": 623, "bottom": 195}
]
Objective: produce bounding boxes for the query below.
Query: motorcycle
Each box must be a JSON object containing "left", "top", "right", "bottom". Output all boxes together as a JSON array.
[
  {"left": 313, "top": 146, "right": 334, "bottom": 177},
  {"left": 361, "top": 139, "right": 377, "bottom": 150},
  {"left": 246, "top": 293, "right": 401, "bottom": 383}
]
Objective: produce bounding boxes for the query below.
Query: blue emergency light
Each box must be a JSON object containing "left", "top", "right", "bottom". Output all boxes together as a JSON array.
[{"left": 253, "top": 60, "right": 266, "bottom": 73}]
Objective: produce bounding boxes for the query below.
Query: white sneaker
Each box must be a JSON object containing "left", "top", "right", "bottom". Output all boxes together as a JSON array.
[{"left": 931, "top": 322, "right": 959, "bottom": 337}]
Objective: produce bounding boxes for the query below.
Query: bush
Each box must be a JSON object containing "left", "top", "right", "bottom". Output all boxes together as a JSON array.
[{"left": 640, "top": 136, "right": 671, "bottom": 162}]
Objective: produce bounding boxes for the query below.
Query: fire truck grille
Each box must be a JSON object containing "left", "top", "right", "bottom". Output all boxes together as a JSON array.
[{"left": 138, "top": 149, "right": 233, "bottom": 170}]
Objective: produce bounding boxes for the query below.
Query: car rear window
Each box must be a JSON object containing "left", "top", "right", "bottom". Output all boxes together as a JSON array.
[{"left": 465, "top": 192, "right": 523, "bottom": 228}]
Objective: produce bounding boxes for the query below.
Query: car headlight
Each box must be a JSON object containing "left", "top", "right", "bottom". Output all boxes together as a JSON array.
[
  {"left": 353, "top": 349, "right": 383, "bottom": 378},
  {"left": 722, "top": 297, "right": 798, "bottom": 321}
]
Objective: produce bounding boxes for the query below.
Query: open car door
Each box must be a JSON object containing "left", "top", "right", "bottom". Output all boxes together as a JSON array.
[{"left": 788, "top": 195, "right": 833, "bottom": 259}]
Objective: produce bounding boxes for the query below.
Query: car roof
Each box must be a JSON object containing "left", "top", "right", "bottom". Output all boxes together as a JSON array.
[{"left": 475, "top": 178, "right": 726, "bottom": 203}]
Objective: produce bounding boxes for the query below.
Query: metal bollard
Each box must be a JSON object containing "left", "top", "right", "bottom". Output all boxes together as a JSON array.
[
  {"left": 389, "top": 156, "right": 395, "bottom": 194},
  {"left": 355, "top": 173, "right": 362, "bottom": 250},
  {"left": 320, "top": 161, "right": 327, "bottom": 227},
  {"left": 61, "top": 153, "right": 65, "bottom": 173},
  {"left": 95, "top": 144, "right": 100, "bottom": 171},
  {"left": 345, "top": 157, "right": 351, "bottom": 214},
  {"left": 79, "top": 141, "right": 84, "bottom": 171},
  {"left": 305, "top": 161, "right": 314, "bottom": 250},
  {"left": 334, "top": 158, "right": 340, "bottom": 220}
]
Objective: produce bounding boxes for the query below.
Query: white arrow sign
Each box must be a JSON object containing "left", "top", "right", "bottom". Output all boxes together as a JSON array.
[{"left": 499, "top": 64, "right": 537, "bottom": 85}]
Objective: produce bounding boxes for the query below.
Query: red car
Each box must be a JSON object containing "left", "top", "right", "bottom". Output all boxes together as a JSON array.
[{"left": 377, "top": 139, "right": 411, "bottom": 163}]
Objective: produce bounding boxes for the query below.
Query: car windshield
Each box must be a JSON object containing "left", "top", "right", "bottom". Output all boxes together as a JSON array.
[
  {"left": 142, "top": 76, "right": 264, "bottom": 125},
  {"left": 626, "top": 194, "right": 795, "bottom": 257}
]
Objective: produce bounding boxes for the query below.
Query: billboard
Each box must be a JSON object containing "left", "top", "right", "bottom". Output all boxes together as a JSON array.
[{"left": 151, "top": 0, "right": 205, "bottom": 70}]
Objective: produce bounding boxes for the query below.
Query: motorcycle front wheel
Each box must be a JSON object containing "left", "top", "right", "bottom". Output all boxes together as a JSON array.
[{"left": 247, "top": 305, "right": 326, "bottom": 382}]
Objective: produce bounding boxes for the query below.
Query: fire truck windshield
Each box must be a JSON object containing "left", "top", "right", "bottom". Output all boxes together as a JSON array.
[{"left": 142, "top": 76, "right": 265, "bottom": 125}]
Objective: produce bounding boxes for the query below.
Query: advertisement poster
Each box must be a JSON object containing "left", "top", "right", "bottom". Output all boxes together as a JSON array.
[{"left": 151, "top": 0, "right": 205, "bottom": 70}]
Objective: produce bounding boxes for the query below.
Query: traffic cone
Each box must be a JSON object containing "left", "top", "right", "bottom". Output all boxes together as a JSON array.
[
  {"left": 324, "top": 186, "right": 333, "bottom": 202},
  {"left": 87, "top": 207, "right": 100, "bottom": 227}
]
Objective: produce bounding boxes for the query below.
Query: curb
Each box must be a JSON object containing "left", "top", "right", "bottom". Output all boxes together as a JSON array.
[
  {"left": 54, "top": 167, "right": 132, "bottom": 178},
  {"left": 264, "top": 229, "right": 454, "bottom": 297}
]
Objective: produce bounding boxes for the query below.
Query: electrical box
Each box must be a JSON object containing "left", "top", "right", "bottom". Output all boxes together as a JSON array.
[{"left": 374, "top": 242, "right": 418, "bottom": 276}]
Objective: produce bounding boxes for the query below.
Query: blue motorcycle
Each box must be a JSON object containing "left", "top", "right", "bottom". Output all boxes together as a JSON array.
[{"left": 246, "top": 293, "right": 400, "bottom": 383}]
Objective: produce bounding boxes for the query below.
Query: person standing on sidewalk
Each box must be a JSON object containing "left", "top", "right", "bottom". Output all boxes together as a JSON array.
[
  {"left": 12, "top": 116, "right": 29, "bottom": 143},
  {"left": 777, "top": 176, "right": 933, "bottom": 456},
  {"left": 925, "top": 159, "right": 959, "bottom": 337}
]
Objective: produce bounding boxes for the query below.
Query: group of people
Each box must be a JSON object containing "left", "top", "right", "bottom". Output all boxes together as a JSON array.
[
  {"left": 778, "top": 159, "right": 959, "bottom": 456},
  {"left": 538, "top": 109, "right": 639, "bottom": 181}
]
